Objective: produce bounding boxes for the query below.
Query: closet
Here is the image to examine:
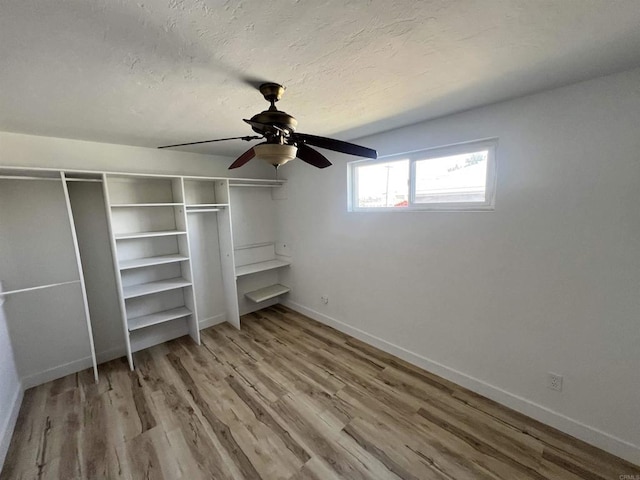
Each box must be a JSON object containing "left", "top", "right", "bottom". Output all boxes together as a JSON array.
[
  {"left": 0, "top": 170, "right": 97, "bottom": 386},
  {"left": 103, "top": 174, "right": 200, "bottom": 369},
  {"left": 0, "top": 166, "right": 287, "bottom": 385},
  {"left": 65, "top": 174, "right": 124, "bottom": 365},
  {"left": 184, "top": 179, "right": 239, "bottom": 329},
  {"left": 230, "top": 179, "right": 291, "bottom": 315}
]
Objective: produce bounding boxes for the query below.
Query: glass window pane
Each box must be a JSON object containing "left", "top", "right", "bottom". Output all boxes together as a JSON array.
[
  {"left": 356, "top": 160, "right": 409, "bottom": 208},
  {"left": 414, "top": 150, "right": 488, "bottom": 204}
]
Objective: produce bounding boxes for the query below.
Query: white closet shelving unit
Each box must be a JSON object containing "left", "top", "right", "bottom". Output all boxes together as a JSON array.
[
  {"left": 0, "top": 165, "right": 288, "bottom": 381},
  {"left": 230, "top": 180, "right": 291, "bottom": 313},
  {"left": 103, "top": 174, "right": 199, "bottom": 370},
  {"left": 183, "top": 178, "right": 240, "bottom": 329},
  {"left": 0, "top": 169, "right": 99, "bottom": 386}
]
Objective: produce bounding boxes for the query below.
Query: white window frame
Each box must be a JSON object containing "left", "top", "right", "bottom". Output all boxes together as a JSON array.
[{"left": 348, "top": 138, "right": 498, "bottom": 212}]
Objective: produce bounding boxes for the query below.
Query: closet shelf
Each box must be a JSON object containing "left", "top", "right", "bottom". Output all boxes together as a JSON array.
[
  {"left": 235, "top": 259, "right": 291, "bottom": 277},
  {"left": 111, "top": 203, "right": 183, "bottom": 208},
  {"left": 245, "top": 284, "right": 290, "bottom": 303},
  {"left": 128, "top": 306, "right": 192, "bottom": 331},
  {"left": 229, "top": 179, "right": 285, "bottom": 188},
  {"left": 65, "top": 178, "right": 102, "bottom": 183},
  {"left": 119, "top": 254, "right": 190, "bottom": 270},
  {"left": 186, "top": 204, "right": 229, "bottom": 208},
  {"left": 123, "top": 278, "right": 192, "bottom": 299},
  {"left": 115, "top": 230, "right": 187, "bottom": 240}
]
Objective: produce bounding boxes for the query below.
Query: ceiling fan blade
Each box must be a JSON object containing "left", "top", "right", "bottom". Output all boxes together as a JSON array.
[
  {"left": 293, "top": 133, "right": 377, "bottom": 159},
  {"left": 229, "top": 146, "right": 256, "bottom": 169},
  {"left": 158, "top": 135, "right": 262, "bottom": 149},
  {"left": 296, "top": 144, "right": 332, "bottom": 169}
]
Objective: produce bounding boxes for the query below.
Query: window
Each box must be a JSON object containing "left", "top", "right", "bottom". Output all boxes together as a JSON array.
[{"left": 348, "top": 139, "right": 497, "bottom": 211}]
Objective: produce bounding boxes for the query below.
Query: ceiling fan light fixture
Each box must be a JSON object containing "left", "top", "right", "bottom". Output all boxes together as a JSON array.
[{"left": 253, "top": 143, "right": 298, "bottom": 166}]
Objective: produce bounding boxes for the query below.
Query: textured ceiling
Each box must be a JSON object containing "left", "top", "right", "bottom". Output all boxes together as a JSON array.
[{"left": 1, "top": 0, "right": 640, "bottom": 156}]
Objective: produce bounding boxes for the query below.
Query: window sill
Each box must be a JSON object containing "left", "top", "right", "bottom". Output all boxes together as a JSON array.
[{"left": 348, "top": 204, "right": 495, "bottom": 213}]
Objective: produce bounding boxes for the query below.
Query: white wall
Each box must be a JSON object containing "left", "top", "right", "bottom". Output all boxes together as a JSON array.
[
  {"left": 0, "top": 287, "right": 22, "bottom": 469},
  {"left": 277, "top": 67, "right": 640, "bottom": 463},
  {"left": 0, "top": 131, "right": 272, "bottom": 178}
]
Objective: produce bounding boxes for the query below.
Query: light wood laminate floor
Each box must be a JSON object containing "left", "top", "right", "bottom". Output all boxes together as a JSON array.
[{"left": 2, "top": 305, "right": 638, "bottom": 479}]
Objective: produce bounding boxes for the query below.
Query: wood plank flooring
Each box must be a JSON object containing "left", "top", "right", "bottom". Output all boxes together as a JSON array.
[{"left": 2, "top": 305, "right": 638, "bottom": 479}]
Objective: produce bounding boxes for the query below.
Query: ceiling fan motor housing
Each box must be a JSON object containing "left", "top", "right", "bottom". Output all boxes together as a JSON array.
[{"left": 249, "top": 109, "right": 298, "bottom": 133}]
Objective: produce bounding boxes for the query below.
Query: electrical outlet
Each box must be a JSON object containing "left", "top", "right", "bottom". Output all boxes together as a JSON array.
[
  {"left": 547, "top": 372, "right": 563, "bottom": 391},
  {"left": 320, "top": 295, "right": 329, "bottom": 305}
]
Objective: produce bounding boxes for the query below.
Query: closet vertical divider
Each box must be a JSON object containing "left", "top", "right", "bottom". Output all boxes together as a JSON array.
[
  {"left": 214, "top": 180, "right": 241, "bottom": 328},
  {"left": 172, "top": 178, "right": 200, "bottom": 345},
  {"left": 102, "top": 173, "right": 134, "bottom": 370},
  {"left": 60, "top": 172, "right": 100, "bottom": 382}
]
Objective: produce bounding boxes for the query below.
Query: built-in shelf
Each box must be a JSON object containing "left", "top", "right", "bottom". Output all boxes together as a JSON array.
[
  {"left": 229, "top": 179, "right": 286, "bottom": 188},
  {"left": 128, "top": 306, "right": 192, "bottom": 331},
  {"left": 0, "top": 168, "right": 61, "bottom": 179},
  {"left": 186, "top": 204, "right": 229, "bottom": 208},
  {"left": 245, "top": 284, "right": 290, "bottom": 303},
  {"left": 65, "top": 178, "right": 103, "bottom": 183},
  {"left": 122, "top": 278, "right": 191, "bottom": 299},
  {"left": 119, "top": 254, "right": 190, "bottom": 270},
  {"left": 111, "top": 203, "right": 183, "bottom": 208},
  {"left": 115, "top": 230, "right": 187, "bottom": 240},
  {"left": 235, "top": 259, "right": 291, "bottom": 277},
  {"left": 64, "top": 172, "right": 103, "bottom": 181}
]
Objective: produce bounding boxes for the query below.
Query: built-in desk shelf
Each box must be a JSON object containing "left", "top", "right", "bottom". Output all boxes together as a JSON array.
[
  {"left": 235, "top": 259, "right": 291, "bottom": 277},
  {"left": 115, "top": 230, "right": 187, "bottom": 240},
  {"left": 128, "top": 306, "right": 192, "bottom": 331},
  {"left": 122, "top": 278, "right": 191, "bottom": 299},
  {"left": 245, "top": 284, "right": 290, "bottom": 303},
  {"left": 119, "top": 254, "right": 190, "bottom": 270}
]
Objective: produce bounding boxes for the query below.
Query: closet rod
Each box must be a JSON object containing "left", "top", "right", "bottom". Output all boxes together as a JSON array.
[
  {"left": 65, "top": 178, "right": 103, "bottom": 183},
  {"left": 0, "top": 280, "right": 81, "bottom": 296},
  {"left": 186, "top": 208, "right": 220, "bottom": 213},
  {"left": 0, "top": 175, "right": 60, "bottom": 181},
  {"left": 229, "top": 183, "right": 282, "bottom": 188}
]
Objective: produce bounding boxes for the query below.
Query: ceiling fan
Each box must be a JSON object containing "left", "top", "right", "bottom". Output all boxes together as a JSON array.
[{"left": 158, "top": 83, "right": 378, "bottom": 170}]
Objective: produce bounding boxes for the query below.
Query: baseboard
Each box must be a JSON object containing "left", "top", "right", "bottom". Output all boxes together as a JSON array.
[
  {"left": 0, "top": 382, "right": 23, "bottom": 470},
  {"left": 21, "top": 356, "right": 94, "bottom": 390},
  {"left": 19, "top": 314, "right": 228, "bottom": 390},
  {"left": 199, "top": 313, "right": 226, "bottom": 329},
  {"left": 282, "top": 300, "right": 640, "bottom": 465},
  {"left": 98, "top": 314, "right": 226, "bottom": 361}
]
